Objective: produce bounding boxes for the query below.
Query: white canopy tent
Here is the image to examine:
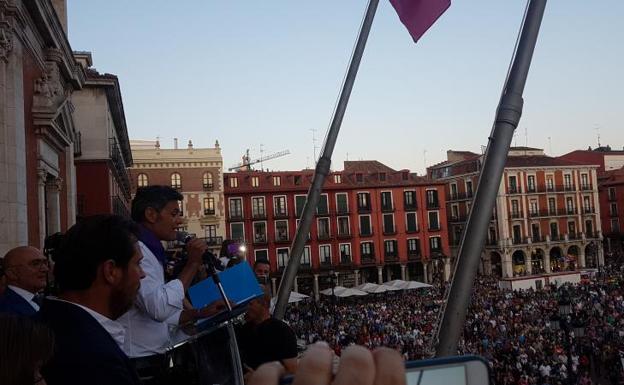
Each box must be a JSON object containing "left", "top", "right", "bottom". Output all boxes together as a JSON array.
[
  {"left": 355, "top": 282, "right": 400, "bottom": 293},
  {"left": 320, "top": 286, "right": 368, "bottom": 297},
  {"left": 385, "top": 279, "right": 432, "bottom": 290}
]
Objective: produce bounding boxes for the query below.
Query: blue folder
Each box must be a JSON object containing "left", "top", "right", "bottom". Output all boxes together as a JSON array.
[{"left": 188, "top": 262, "right": 264, "bottom": 310}]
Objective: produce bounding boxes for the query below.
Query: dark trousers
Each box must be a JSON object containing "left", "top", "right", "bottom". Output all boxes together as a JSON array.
[{"left": 131, "top": 354, "right": 170, "bottom": 385}]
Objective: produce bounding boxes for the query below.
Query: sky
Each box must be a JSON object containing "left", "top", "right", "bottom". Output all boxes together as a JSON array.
[{"left": 67, "top": 1, "right": 624, "bottom": 175}]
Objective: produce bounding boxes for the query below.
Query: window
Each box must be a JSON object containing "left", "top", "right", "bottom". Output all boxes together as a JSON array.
[
  {"left": 466, "top": 180, "right": 473, "bottom": 197},
  {"left": 336, "top": 193, "right": 349, "bottom": 214},
  {"left": 254, "top": 249, "right": 268, "bottom": 264},
  {"left": 531, "top": 223, "right": 540, "bottom": 241},
  {"left": 609, "top": 187, "right": 617, "bottom": 200},
  {"left": 337, "top": 217, "right": 350, "bottom": 236},
  {"left": 251, "top": 176, "right": 259, "bottom": 187},
  {"left": 273, "top": 176, "right": 281, "bottom": 186},
  {"left": 295, "top": 219, "right": 311, "bottom": 240},
  {"left": 585, "top": 220, "right": 594, "bottom": 236},
  {"left": 426, "top": 190, "right": 439, "bottom": 208},
  {"left": 230, "top": 177, "right": 238, "bottom": 188},
  {"left": 252, "top": 197, "right": 266, "bottom": 218},
  {"left": 384, "top": 240, "right": 397, "bottom": 257},
  {"left": 319, "top": 245, "right": 331, "bottom": 264},
  {"left": 513, "top": 225, "right": 522, "bottom": 244},
  {"left": 177, "top": 200, "right": 184, "bottom": 217},
  {"left": 277, "top": 248, "right": 289, "bottom": 268},
  {"left": 550, "top": 222, "right": 559, "bottom": 239},
  {"left": 511, "top": 200, "right": 520, "bottom": 217},
  {"left": 275, "top": 220, "right": 289, "bottom": 242},
  {"left": 171, "top": 173, "right": 181, "bottom": 189},
  {"left": 301, "top": 246, "right": 311, "bottom": 266},
  {"left": 564, "top": 174, "right": 572, "bottom": 189},
  {"left": 529, "top": 199, "right": 538, "bottom": 216},
  {"left": 546, "top": 176, "right": 554, "bottom": 191},
  {"left": 203, "top": 172, "right": 213, "bottom": 188},
  {"left": 317, "top": 218, "right": 330, "bottom": 239},
  {"left": 381, "top": 191, "right": 393, "bottom": 211},
  {"left": 611, "top": 219, "right": 620, "bottom": 233},
  {"left": 361, "top": 242, "right": 374, "bottom": 259},
  {"left": 508, "top": 176, "right": 518, "bottom": 193},
  {"left": 383, "top": 214, "right": 395, "bottom": 234},
  {"left": 451, "top": 205, "right": 459, "bottom": 220},
  {"left": 566, "top": 197, "right": 575, "bottom": 214},
  {"left": 137, "top": 173, "right": 148, "bottom": 187},
  {"left": 229, "top": 198, "right": 243, "bottom": 219},
  {"left": 205, "top": 225, "right": 217, "bottom": 239},
  {"left": 548, "top": 197, "right": 556, "bottom": 214},
  {"left": 339, "top": 244, "right": 352, "bottom": 263},
  {"left": 357, "top": 192, "right": 370, "bottom": 212},
  {"left": 527, "top": 175, "right": 536, "bottom": 192},
  {"left": 317, "top": 194, "right": 329, "bottom": 215},
  {"left": 359, "top": 215, "right": 372, "bottom": 236},
  {"left": 230, "top": 223, "right": 244, "bottom": 241},
  {"left": 581, "top": 174, "right": 589, "bottom": 189},
  {"left": 294, "top": 175, "right": 301, "bottom": 185},
  {"left": 404, "top": 190, "right": 417, "bottom": 209},
  {"left": 203, "top": 197, "right": 215, "bottom": 215},
  {"left": 274, "top": 196, "right": 287, "bottom": 216},
  {"left": 568, "top": 221, "right": 576, "bottom": 236},
  {"left": 429, "top": 237, "right": 441, "bottom": 252},
  {"left": 611, "top": 203, "right": 618, "bottom": 216},
  {"left": 583, "top": 196, "right": 592, "bottom": 213},
  {"left": 295, "top": 195, "right": 306, "bottom": 217},
  {"left": 356, "top": 173, "right": 363, "bottom": 182},
  {"left": 450, "top": 184, "right": 458, "bottom": 199},
  {"left": 407, "top": 239, "right": 420, "bottom": 255},
  {"left": 253, "top": 222, "right": 267, "bottom": 243},
  {"left": 406, "top": 212, "right": 418, "bottom": 232},
  {"left": 428, "top": 211, "right": 440, "bottom": 230},
  {"left": 379, "top": 173, "right": 386, "bottom": 181},
  {"left": 334, "top": 174, "right": 342, "bottom": 184}
]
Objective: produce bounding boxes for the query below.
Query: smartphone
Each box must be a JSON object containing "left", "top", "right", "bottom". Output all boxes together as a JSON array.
[{"left": 279, "top": 355, "right": 491, "bottom": 385}]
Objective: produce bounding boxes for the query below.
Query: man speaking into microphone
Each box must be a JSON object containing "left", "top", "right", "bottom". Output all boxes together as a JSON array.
[{"left": 119, "top": 186, "right": 226, "bottom": 384}]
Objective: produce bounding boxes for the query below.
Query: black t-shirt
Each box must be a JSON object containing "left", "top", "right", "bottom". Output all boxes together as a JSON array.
[{"left": 236, "top": 317, "right": 298, "bottom": 370}]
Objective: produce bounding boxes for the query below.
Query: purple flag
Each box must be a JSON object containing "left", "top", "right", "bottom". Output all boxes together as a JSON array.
[{"left": 389, "top": 0, "right": 451, "bottom": 43}]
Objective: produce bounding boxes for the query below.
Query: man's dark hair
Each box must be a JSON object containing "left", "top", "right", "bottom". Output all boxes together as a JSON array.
[
  {"left": 131, "top": 185, "right": 183, "bottom": 223},
  {"left": 254, "top": 258, "right": 270, "bottom": 268},
  {"left": 53, "top": 215, "right": 139, "bottom": 291}
]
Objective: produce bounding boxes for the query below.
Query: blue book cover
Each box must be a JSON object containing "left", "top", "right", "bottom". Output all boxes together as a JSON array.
[{"left": 188, "top": 262, "right": 264, "bottom": 309}]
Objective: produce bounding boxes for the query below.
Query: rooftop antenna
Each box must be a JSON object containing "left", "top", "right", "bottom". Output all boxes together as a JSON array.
[
  {"left": 310, "top": 128, "right": 318, "bottom": 164},
  {"left": 259, "top": 144, "right": 265, "bottom": 170},
  {"left": 594, "top": 125, "right": 601, "bottom": 147}
]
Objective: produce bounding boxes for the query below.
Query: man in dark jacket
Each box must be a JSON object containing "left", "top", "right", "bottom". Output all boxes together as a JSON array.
[
  {"left": 38, "top": 215, "right": 146, "bottom": 385},
  {"left": 0, "top": 246, "right": 49, "bottom": 315}
]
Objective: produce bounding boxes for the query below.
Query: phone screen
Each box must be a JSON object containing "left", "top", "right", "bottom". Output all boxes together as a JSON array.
[{"left": 406, "top": 364, "right": 466, "bottom": 385}]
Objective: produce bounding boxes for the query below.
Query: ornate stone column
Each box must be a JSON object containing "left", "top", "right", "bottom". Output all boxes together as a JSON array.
[
  {"left": 543, "top": 252, "right": 551, "bottom": 274},
  {"left": 37, "top": 170, "right": 48, "bottom": 248},
  {"left": 525, "top": 251, "right": 533, "bottom": 275},
  {"left": 46, "top": 176, "right": 63, "bottom": 236}
]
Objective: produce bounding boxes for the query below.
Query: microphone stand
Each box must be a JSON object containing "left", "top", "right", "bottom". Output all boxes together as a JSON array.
[{"left": 203, "top": 256, "right": 245, "bottom": 385}]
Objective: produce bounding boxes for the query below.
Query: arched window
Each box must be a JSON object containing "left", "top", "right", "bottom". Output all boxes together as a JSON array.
[
  {"left": 171, "top": 173, "right": 182, "bottom": 189},
  {"left": 137, "top": 173, "right": 149, "bottom": 187},
  {"left": 203, "top": 172, "right": 213, "bottom": 188}
]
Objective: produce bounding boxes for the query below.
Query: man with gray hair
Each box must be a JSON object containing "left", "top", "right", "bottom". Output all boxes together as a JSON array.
[{"left": 0, "top": 246, "right": 49, "bottom": 316}]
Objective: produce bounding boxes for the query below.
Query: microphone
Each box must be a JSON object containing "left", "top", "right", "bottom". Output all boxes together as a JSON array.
[
  {"left": 176, "top": 231, "right": 194, "bottom": 244},
  {"left": 175, "top": 231, "right": 224, "bottom": 272}
]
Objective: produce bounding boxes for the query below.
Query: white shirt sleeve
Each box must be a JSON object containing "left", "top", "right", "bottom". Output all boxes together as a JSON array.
[{"left": 134, "top": 243, "right": 185, "bottom": 323}]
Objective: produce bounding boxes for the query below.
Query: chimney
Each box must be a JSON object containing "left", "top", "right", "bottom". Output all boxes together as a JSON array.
[
  {"left": 174, "top": 138, "right": 178, "bottom": 149},
  {"left": 51, "top": 0, "right": 68, "bottom": 35}
]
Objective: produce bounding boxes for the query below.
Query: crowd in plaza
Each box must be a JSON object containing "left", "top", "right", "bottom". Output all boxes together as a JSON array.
[{"left": 287, "top": 265, "right": 624, "bottom": 385}]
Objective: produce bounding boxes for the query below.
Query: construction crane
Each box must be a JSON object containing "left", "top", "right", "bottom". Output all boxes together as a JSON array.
[{"left": 228, "top": 149, "right": 290, "bottom": 171}]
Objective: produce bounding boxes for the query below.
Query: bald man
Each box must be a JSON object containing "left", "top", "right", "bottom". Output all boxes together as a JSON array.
[{"left": 0, "top": 246, "right": 49, "bottom": 315}]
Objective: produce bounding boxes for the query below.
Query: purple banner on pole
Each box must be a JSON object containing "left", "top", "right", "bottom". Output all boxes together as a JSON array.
[{"left": 389, "top": 0, "right": 451, "bottom": 43}]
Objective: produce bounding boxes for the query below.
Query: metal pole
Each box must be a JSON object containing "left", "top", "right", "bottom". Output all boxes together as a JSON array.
[
  {"left": 435, "top": 0, "right": 547, "bottom": 356},
  {"left": 273, "top": 0, "right": 380, "bottom": 320}
]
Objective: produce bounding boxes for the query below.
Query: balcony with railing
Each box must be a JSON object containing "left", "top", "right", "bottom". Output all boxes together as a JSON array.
[
  {"left": 337, "top": 230, "right": 352, "bottom": 239},
  {"left": 408, "top": 249, "right": 421, "bottom": 260},
  {"left": 510, "top": 211, "right": 523, "bottom": 219},
  {"left": 404, "top": 202, "right": 417, "bottom": 211},
  {"left": 273, "top": 210, "right": 289, "bottom": 219},
  {"left": 580, "top": 184, "right": 591, "bottom": 191},
  {"left": 203, "top": 182, "right": 214, "bottom": 190},
  {"left": 609, "top": 193, "right": 617, "bottom": 202},
  {"left": 252, "top": 211, "right": 267, "bottom": 220},
  {"left": 359, "top": 229, "right": 373, "bottom": 237},
  {"left": 428, "top": 224, "right": 441, "bottom": 231},
  {"left": 610, "top": 210, "right": 619, "bottom": 218},
  {"left": 383, "top": 226, "right": 396, "bottom": 236},
  {"left": 381, "top": 204, "right": 394, "bottom": 213},
  {"left": 357, "top": 204, "right": 371, "bottom": 214},
  {"left": 583, "top": 206, "right": 595, "bottom": 214},
  {"left": 253, "top": 234, "right": 267, "bottom": 245},
  {"left": 203, "top": 208, "right": 216, "bottom": 216},
  {"left": 360, "top": 256, "right": 376, "bottom": 265},
  {"left": 426, "top": 200, "right": 440, "bottom": 209},
  {"left": 108, "top": 138, "right": 131, "bottom": 199},
  {"left": 112, "top": 195, "right": 129, "bottom": 218},
  {"left": 450, "top": 214, "right": 468, "bottom": 223},
  {"left": 275, "top": 231, "right": 290, "bottom": 243},
  {"left": 508, "top": 186, "right": 521, "bottom": 195},
  {"left": 228, "top": 212, "right": 243, "bottom": 221}
]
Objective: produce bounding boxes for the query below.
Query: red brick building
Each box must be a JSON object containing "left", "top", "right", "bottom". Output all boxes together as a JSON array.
[
  {"left": 429, "top": 147, "right": 604, "bottom": 279},
  {"left": 598, "top": 166, "right": 624, "bottom": 257},
  {"left": 224, "top": 161, "right": 450, "bottom": 299}
]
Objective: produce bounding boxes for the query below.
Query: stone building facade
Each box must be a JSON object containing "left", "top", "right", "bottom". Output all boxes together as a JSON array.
[
  {"left": 128, "top": 139, "right": 226, "bottom": 253},
  {"left": 428, "top": 147, "right": 604, "bottom": 278},
  {"left": 1, "top": 0, "right": 85, "bottom": 255}
]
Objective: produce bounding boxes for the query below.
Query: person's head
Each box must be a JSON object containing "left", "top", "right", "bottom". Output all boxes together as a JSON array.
[
  {"left": 131, "top": 185, "right": 183, "bottom": 241},
  {"left": 3, "top": 246, "right": 49, "bottom": 293},
  {"left": 245, "top": 284, "right": 271, "bottom": 324},
  {"left": 53, "top": 215, "right": 145, "bottom": 319},
  {"left": 253, "top": 258, "right": 270, "bottom": 278},
  {"left": 0, "top": 314, "right": 54, "bottom": 385}
]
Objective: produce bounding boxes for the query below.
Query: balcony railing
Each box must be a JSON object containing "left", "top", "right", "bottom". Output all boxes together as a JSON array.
[
  {"left": 527, "top": 186, "right": 537, "bottom": 193},
  {"left": 405, "top": 226, "right": 419, "bottom": 233},
  {"left": 608, "top": 194, "right": 617, "bottom": 202},
  {"left": 252, "top": 212, "right": 267, "bottom": 220},
  {"left": 357, "top": 205, "right": 371, "bottom": 214},
  {"left": 428, "top": 225, "right": 441, "bottom": 231},
  {"left": 204, "top": 209, "right": 216, "bottom": 216},
  {"left": 426, "top": 201, "right": 440, "bottom": 209},
  {"left": 337, "top": 232, "right": 352, "bottom": 239},
  {"left": 383, "top": 227, "right": 396, "bottom": 235},
  {"left": 361, "top": 257, "right": 376, "bottom": 265},
  {"left": 404, "top": 203, "right": 418, "bottom": 211},
  {"left": 108, "top": 138, "right": 131, "bottom": 200},
  {"left": 203, "top": 183, "right": 214, "bottom": 190},
  {"left": 510, "top": 212, "right": 523, "bottom": 219},
  {"left": 580, "top": 184, "right": 591, "bottom": 191},
  {"left": 586, "top": 231, "right": 600, "bottom": 239},
  {"left": 275, "top": 234, "right": 290, "bottom": 243},
  {"left": 228, "top": 213, "right": 243, "bottom": 221},
  {"left": 450, "top": 215, "right": 468, "bottom": 223},
  {"left": 317, "top": 233, "right": 331, "bottom": 241},
  {"left": 610, "top": 211, "right": 619, "bottom": 218},
  {"left": 112, "top": 195, "right": 129, "bottom": 218},
  {"left": 337, "top": 207, "right": 350, "bottom": 215},
  {"left": 203, "top": 236, "right": 223, "bottom": 246},
  {"left": 253, "top": 235, "right": 267, "bottom": 244},
  {"left": 408, "top": 251, "right": 421, "bottom": 260},
  {"left": 274, "top": 211, "right": 289, "bottom": 219},
  {"left": 531, "top": 236, "right": 545, "bottom": 243},
  {"left": 512, "top": 237, "right": 525, "bottom": 245},
  {"left": 583, "top": 207, "right": 595, "bottom": 214},
  {"left": 508, "top": 186, "right": 521, "bottom": 194},
  {"left": 360, "top": 230, "right": 373, "bottom": 237},
  {"left": 381, "top": 205, "right": 394, "bottom": 213},
  {"left": 564, "top": 184, "right": 575, "bottom": 192}
]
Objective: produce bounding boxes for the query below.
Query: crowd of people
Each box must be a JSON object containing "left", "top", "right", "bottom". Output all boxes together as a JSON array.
[{"left": 287, "top": 267, "right": 624, "bottom": 385}]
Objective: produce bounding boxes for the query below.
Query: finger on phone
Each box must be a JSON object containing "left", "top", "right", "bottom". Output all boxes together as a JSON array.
[
  {"left": 292, "top": 342, "right": 333, "bottom": 385},
  {"left": 372, "top": 348, "right": 406, "bottom": 385},
  {"left": 332, "top": 345, "right": 375, "bottom": 385}
]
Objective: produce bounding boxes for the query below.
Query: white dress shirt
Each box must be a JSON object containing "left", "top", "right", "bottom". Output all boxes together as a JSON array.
[
  {"left": 50, "top": 298, "right": 126, "bottom": 347},
  {"left": 8, "top": 285, "right": 39, "bottom": 311},
  {"left": 118, "top": 241, "right": 185, "bottom": 357}
]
